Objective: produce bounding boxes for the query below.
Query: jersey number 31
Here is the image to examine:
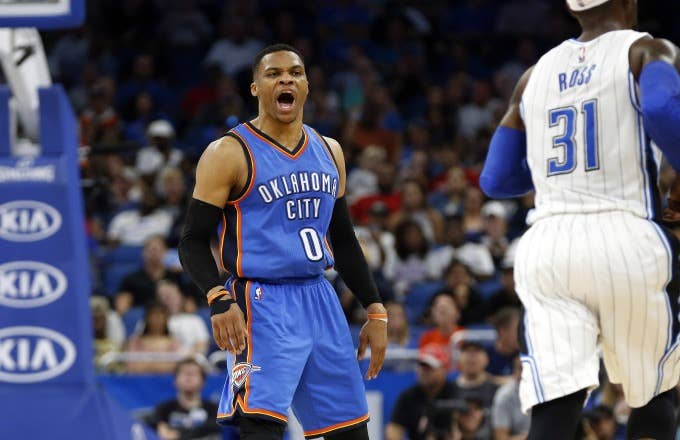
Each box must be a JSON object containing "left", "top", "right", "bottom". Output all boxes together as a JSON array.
[{"left": 547, "top": 100, "right": 599, "bottom": 176}]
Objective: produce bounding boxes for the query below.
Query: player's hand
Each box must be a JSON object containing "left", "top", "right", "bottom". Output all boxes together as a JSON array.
[
  {"left": 357, "top": 303, "right": 388, "bottom": 380},
  {"left": 663, "top": 207, "right": 680, "bottom": 223},
  {"left": 210, "top": 301, "right": 247, "bottom": 355}
]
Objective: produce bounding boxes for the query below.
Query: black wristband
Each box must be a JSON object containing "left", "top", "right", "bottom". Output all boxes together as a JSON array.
[{"left": 210, "top": 297, "right": 235, "bottom": 316}]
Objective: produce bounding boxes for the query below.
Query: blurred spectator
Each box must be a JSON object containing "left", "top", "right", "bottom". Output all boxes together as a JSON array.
[
  {"left": 107, "top": 185, "right": 173, "bottom": 246},
  {"left": 420, "top": 292, "right": 462, "bottom": 350},
  {"left": 156, "top": 280, "right": 210, "bottom": 355},
  {"left": 346, "top": 145, "right": 386, "bottom": 204},
  {"left": 426, "top": 215, "right": 495, "bottom": 280},
  {"left": 91, "top": 295, "right": 124, "bottom": 369},
  {"left": 483, "top": 258, "right": 521, "bottom": 320},
  {"left": 451, "top": 396, "right": 493, "bottom": 440},
  {"left": 454, "top": 341, "right": 498, "bottom": 408},
  {"left": 347, "top": 100, "right": 402, "bottom": 162},
  {"left": 386, "top": 301, "right": 412, "bottom": 348},
  {"left": 157, "top": 0, "right": 213, "bottom": 52},
  {"left": 383, "top": 219, "right": 432, "bottom": 298},
  {"left": 135, "top": 120, "right": 184, "bottom": 179},
  {"left": 353, "top": 201, "right": 395, "bottom": 272},
  {"left": 117, "top": 54, "right": 171, "bottom": 116},
  {"left": 204, "top": 17, "right": 263, "bottom": 76},
  {"left": 146, "top": 358, "right": 221, "bottom": 440},
  {"left": 486, "top": 308, "right": 520, "bottom": 379},
  {"left": 386, "top": 344, "right": 456, "bottom": 440},
  {"left": 350, "top": 162, "right": 401, "bottom": 224},
  {"left": 462, "top": 187, "right": 486, "bottom": 241},
  {"left": 387, "top": 180, "right": 444, "bottom": 244},
  {"left": 491, "top": 356, "right": 529, "bottom": 440},
  {"left": 458, "top": 81, "right": 499, "bottom": 140},
  {"left": 80, "top": 79, "right": 120, "bottom": 146},
  {"left": 480, "top": 201, "right": 510, "bottom": 268},
  {"left": 443, "top": 260, "right": 485, "bottom": 326},
  {"left": 125, "top": 303, "right": 182, "bottom": 373},
  {"left": 157, "top": 166, "right": 189, "bottom": 248},
  {"left": 582, "top": 406, "right": 617, "bottom": 440},
  {"left": 115, "top": 236, "right": 184, "bottom": 314},
  {"left": 430, "top": 166, "right": 469, "bottom": 217}
]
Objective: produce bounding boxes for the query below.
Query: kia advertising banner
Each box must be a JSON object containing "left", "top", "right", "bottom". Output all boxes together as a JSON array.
[{"left": 0, "top": 86, "right": 156, "bottom": 439}]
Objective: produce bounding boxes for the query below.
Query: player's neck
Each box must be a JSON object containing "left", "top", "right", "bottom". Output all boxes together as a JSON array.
[
  {"left": 251, "top": 116, "right": 304, "bottom": 152},
  {"left": 577, "top": 19, "right": 628, "bottom": 42}
]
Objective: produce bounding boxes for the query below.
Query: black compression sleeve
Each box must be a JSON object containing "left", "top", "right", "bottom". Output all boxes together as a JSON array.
[
  {"left": 328, "top": 196, "right": 382, "bottom": 308},
  {"left": 178, "top": 198, "right": 224, "bottom": 296}
]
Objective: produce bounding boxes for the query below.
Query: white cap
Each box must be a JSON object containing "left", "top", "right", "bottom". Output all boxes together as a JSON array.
[
  {"left": 481, "top": 201, "right": 507, "bottom": 220},
  {"left": 146, "top": 119, "right": 175, "bottom": 138},
  {"left": 566, "top": 0, "right": 611, "bottom": 11}
]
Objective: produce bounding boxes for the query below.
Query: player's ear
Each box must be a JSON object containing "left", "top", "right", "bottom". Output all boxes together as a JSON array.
[{"left": 250, "top": 81, "right": 257, "bottom": 97}]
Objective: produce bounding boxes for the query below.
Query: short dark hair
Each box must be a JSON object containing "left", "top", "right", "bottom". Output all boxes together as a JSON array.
[
  {"left": 252, "top": 43, "right": 304, "bottom": 78},
  {"left": 492, "top": 307, "right": 520, "bottom": 330},
  {"left": 174, "top": 357, "right": 206, "bottom": 380}
]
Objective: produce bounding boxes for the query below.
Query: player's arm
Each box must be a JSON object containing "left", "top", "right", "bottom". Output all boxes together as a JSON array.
[
  {"left": 629, "top": 38, "right": 680, "bottom": 171},
  {"left": 324, "top": 135, "right": 387, "bottom": 380},
  {"left": 178, "top": 136, "right": 248, "bottom": 355},
  {"left": 479, "top": 67, "right": 535, "bottom": 199}
]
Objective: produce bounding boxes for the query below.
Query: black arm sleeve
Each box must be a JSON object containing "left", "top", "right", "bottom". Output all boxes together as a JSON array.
[
  {"left": 328, "top": 196, "right": 382, "bottom": 308},
  {"left": 178, "top": 198, "right": 224, "bottom": 296}
]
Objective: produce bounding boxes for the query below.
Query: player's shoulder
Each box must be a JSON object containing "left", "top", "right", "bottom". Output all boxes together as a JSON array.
[
  {"left": 202, "top": 133, "right": 246, "bottom": 160},
  {"left": 320, "top": 135, "right": 344, "bottom": 163},
  {"left": 629, "top": 36, "right": 678, "bottom": 77}
]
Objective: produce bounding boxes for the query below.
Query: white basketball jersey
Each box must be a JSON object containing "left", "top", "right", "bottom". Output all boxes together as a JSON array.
[{"left": 522, "top": 30, "right": 662, "bottom": 223}]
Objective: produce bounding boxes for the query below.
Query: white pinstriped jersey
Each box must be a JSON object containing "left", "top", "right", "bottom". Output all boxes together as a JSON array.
[{"left": 521, "top": 30, "right": 662, "bottom": 223}]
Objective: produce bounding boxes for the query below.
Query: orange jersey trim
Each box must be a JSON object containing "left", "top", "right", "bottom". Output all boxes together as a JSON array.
[
  {"left": 303, "top": 413, "right": 370, "bottom": 437},
  {"left": 244, "top": 123, "right": 309, "bottom": 160},
  {"left": 234, "top": 204, "right": 244, "bottom": 277},
  {"left": 226, "top": 130, "right": 257, "bottom": 205},
  {"left": 218, "top": 213, "right": 227, "bottom": 272},
  {"left": 244, "top": 281, "right": 254, "bottom": 407},
  {"left": 216, "top": 396, "right": 288, "bottom": 423}
]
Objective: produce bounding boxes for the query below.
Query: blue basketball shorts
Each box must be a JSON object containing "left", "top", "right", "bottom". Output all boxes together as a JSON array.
[{"left": 216, "top": 276, "right": 369, "bottom": 438}]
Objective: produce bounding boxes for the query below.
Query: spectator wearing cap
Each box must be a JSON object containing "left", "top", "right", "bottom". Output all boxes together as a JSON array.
[
  {"left": 480, "top": 201, "right": 510, "bottom": 268},
  {"left": 426, "top": 214, "right": 495, "bottom": 280},
  {"left": 485, "top": 308, "right": 520, "bottom": 380},
  {"left": 135, "top": 119, "right": 183, "bottom": 179},
  {"left": 454, "top": 339, "right": 498, "bottom": 408},
  {"left": 420, "top": 292, "right": 463, "bottom": 350},
  {"left": 483, "top": 241, "right": 521, "bottom": 319},
  {"left": 452, "top": 395, "right": 494, "bottom": 440},
  {"left": 385, "top": 344, "right": 457, "bottom": 440},
  {"left": 491, "top": 356, "right": 530, "bottom": 440}
]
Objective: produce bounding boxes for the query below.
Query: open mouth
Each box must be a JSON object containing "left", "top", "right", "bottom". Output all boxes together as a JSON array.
[{"left": 276, "top": 92, "right": 295, "bottom": 112}]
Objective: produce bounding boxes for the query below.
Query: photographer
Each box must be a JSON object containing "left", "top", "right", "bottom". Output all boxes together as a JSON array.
[
  {"left": 422, "top": 396, "right": 492, "bottom": 440},
  {"left": 386, "top": 344, "right": 457, "bottom": 440}
]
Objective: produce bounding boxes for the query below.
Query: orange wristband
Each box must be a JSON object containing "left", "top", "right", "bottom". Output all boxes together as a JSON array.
[
  {"left": 207, "top": 288, "right": 229, "bottom": 305},
  {"left": 367, "top": 313, "right": 388, "bottom": 323}
]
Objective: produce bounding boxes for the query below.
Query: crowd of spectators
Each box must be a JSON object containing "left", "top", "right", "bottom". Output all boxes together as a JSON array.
[{"left": 36, "top": 0, "right": 678, "bottom": 439}]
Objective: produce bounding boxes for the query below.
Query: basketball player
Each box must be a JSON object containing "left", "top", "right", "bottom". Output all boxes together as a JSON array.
[
  {"left": 480, "top": 1, "right": 680, "bottom": 439},
  {"left": 178, "top": 44, "right": 387, "bottom": 440}
]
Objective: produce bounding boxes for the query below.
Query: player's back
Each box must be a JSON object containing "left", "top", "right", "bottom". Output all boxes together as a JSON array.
[{"left": 522, "top": 30, "right": 661, "bottom": 223}]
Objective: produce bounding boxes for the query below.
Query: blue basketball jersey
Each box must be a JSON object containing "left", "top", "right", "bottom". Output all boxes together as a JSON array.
[{"left": 219, "top": 122, "right": 338, "bottom": 281}]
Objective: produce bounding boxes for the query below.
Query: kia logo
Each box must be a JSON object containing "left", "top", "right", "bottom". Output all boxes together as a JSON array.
[
  {"left": 0, "top": 261, "right": 68, "bottom": 308},
  {"left": 0, "top": 326, "right": 76, "bottom": 383},
  {"left": 0, "top": 200, "right": 62, "bottom": 242}
]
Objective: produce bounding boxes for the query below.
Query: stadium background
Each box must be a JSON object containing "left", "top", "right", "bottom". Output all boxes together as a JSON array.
[{"left": 4, "top": 0, "right": 680, "bottom": 439}]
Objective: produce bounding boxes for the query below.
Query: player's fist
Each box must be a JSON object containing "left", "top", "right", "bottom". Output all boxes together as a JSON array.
[{"left": 210, "top": 301, "right": 247, "bottom": 355}]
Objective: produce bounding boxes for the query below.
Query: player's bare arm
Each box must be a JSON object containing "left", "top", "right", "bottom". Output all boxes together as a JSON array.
[
  {"left": 179, "top": 136, "right": 249, "bottom": 355},
  {"left": 479, "top": 67, "right": 535, "bottom": 199},
  {"left": 324, "top": 135, "right": 388, "bottom": 380}
]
